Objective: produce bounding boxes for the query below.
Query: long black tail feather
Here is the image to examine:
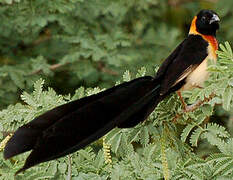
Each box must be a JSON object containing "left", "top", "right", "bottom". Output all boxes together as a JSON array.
[{"left": 3, "top": 76, "right": 162, "bottom": 174}]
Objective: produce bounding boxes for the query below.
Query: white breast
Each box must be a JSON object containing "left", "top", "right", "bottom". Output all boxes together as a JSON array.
[{"left": 181, "top": 45, "right": 217, "bottom": 91}]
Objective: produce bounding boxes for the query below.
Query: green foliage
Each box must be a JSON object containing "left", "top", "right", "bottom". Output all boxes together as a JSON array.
[
  {"left": 0, "top": 0, "right": 233, "bottom": 179},
  {"left": 1, "top": 0, "right": 232, "bottom": 109},
  {"left": 0, "top": 42, "right": 232, "bottom": 179}
]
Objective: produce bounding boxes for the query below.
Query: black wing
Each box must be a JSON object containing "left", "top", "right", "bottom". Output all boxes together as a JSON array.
[{"left": 156, "top": 34, "right": 208, "bottom": 95}]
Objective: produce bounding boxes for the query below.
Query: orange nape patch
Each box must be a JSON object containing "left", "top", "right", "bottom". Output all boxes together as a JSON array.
[
  {"left": 188, "top": 16, "right": 218, "bottom": 52},
  {"left": 189, "top": 16, "right": 198, "bottom": 35}
]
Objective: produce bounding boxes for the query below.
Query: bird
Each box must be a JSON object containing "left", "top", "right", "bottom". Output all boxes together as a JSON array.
[{"left": 3, "top": 9, "right": 220, "bottom": 174}]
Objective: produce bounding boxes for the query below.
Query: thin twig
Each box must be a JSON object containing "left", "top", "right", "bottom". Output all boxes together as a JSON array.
[
  {"left": 100, "top": 67, "right": 119, "bottom": 76},
  {"left": 28, "top": 62, "right": 69, "bottom": 75},
  {"left": 1, "top": 131, "right": 14, "bottom": 137},
  {"left": 66, "top": 155, "right": 72, "bottom": 180},
  {"left": 29, "top": 61, "right": 119, "bottom": 76},
  {"left": 184, "top": 93, "right": 215, "bottom": 112},
  {"left": 172, "top": 113, "right": 181, "bottom": 123},
  {"left": 172, "top": 93, "right": 216, "bottom": 123},
  {"left": 97, "top": 62, "right": 119, "bottom": 76}
]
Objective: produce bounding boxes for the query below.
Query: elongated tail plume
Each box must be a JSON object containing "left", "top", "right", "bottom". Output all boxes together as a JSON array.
[{"left": 4, "top": 76, "right": 162, "bottom": 174}]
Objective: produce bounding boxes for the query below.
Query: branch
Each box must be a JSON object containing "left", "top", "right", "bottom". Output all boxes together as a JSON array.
[
  {"left": 29, "top": 61, "right": 119, "bottom": 76},
  {"left": 97, "top": 62, "right": 119, "bottom": 76},
  {"left": 172, "top": 93, "right": 215, "bottom": 123},
  {"left": 1, "top": 131, "right": 14, "bottom": 137},
  {"left": 66, "top": 155, "right": 72, "bottom": 180},
  {"left": 184, "top": 93, "right": 215, "bottom": 112},
  {"left": 28, "top": 62, "right": 69, "bottom": 75}
]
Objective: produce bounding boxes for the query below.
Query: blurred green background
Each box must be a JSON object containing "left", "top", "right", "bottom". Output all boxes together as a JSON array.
[{"left": 0, "top": 0, "right": 232, "bottom": 109}]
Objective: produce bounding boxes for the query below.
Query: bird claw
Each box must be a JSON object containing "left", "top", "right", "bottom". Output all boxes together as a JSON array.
[{"left": 183, "top": 105, "right": 192, "bottom": 112}]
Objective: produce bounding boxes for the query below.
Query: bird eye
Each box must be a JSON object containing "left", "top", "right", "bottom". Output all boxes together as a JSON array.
[{"left": 201, "top": 16, "right": 206, "bottom": 22}]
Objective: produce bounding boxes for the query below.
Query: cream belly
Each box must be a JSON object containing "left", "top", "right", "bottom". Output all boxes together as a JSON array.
[{"left": 181, "top": 46, "right": 217, "bottom": 91}]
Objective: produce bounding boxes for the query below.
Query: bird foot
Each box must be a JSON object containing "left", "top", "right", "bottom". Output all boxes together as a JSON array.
[
  {"left": 183, "top": 104, "right": 194, "bottom": 112},
  {"left": 177, "top": 91, "right": 188, "bottom": 111}
]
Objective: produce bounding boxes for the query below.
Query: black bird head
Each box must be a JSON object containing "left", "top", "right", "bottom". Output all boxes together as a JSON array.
[{"left": 195, "top": 9, "right": 220, "bottom": 36}]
